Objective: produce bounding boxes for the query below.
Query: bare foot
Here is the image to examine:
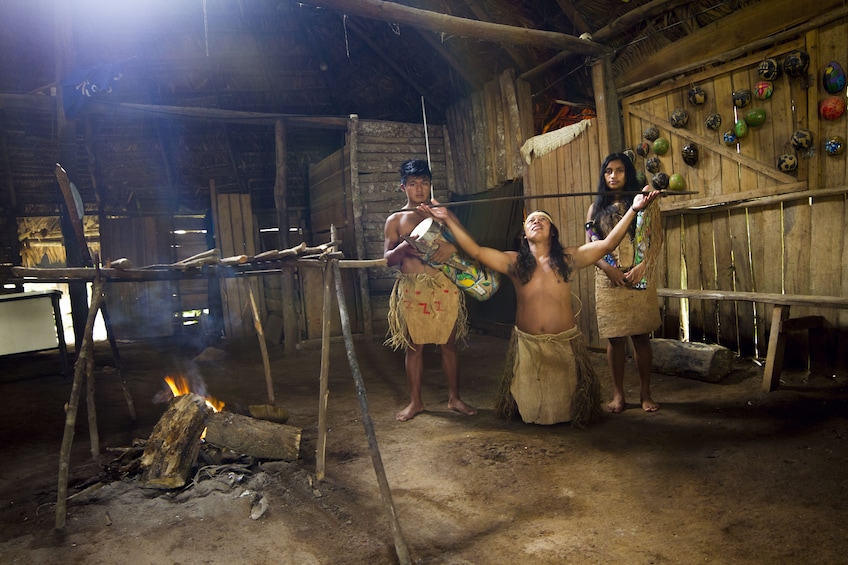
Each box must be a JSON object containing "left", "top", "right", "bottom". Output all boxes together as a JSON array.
[
  {"left": 641, "top": 397, "right": 660, "bottom": 412},
  {"left": 447, "top": 399, "right": 477, "bottom": 416},
  {"left": 606, "top": 397, "right": 625, "bottom": 413},
  {"left": 396, "top": 403, "right": 424, "bottom": 422}
]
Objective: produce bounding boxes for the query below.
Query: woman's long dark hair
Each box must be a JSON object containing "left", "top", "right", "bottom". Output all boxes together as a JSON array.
[
  {"left": 514, "top": 211, "right": 573, "bottom": 284},
  {"left": 589, "top": 152, "right": 641, "bottom": 237}
]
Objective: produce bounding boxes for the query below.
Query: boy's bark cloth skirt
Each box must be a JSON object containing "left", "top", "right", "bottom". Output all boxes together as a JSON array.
[
  {"left": 594, "top": 272, "right": 661, "bottom": 338},
  {"left": 385, "top": 271, "right": 467, "bottom": 350},
  {"left": 496, "top": 326, "right": 602, "bottom": 426}
]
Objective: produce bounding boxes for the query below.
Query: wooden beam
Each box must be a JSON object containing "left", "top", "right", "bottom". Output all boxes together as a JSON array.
[
  {"left": 616, "top": 0, "right": 846, "bottom": 88},
  {"left": 304, "top": 0, "right": 611, "bottom": 54},
  {"left": 592, "top": 0, "right": 687, "bottom": 42}
]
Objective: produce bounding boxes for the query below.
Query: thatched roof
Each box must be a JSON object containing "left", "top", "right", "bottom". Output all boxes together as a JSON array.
[{"left": 0, "top": 0, "right": 766, "bottom": 223}]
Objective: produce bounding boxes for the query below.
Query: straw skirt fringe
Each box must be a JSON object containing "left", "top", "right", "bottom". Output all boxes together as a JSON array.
[{"left": 495, "top": 326, "right": 602, "bottom": 427}]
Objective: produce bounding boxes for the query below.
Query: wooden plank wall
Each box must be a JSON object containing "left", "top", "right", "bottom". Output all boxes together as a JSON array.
[
  {"left": 211, "top": 191, "right": 264, "bottom": 339},
  {"left": 353, "top": 119, "right": 449, "bottom": 335},
  {"left": 445, "top": 68, "right": 535, "bottom": 195},
  {"left": 100, "top": 216, "right": 176, "bottom": 339},
  {"left": 305, "top": 147, "right": 358, "bottom": 340},
  {"left": 617, "top": 20, "right": 848, "bottom": 361}
]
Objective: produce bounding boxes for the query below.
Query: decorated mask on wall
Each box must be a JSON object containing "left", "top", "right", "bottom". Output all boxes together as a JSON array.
[
  {"left": 732, "top": 89, "right": 752, "bottom": 108},
  {"left": 636, "top": 141, "right": 651, "bottom": 157},
  {"left": 783, "top": 50, "right": 810, "bottom": 78},
  {"left": 687, "top": 86, "right": 706, "bottom": 106},
  {"left": 777, "top": 154, "right": 798, "bottom": 172},
  {"left": 791, "top": 129, "right": 813, "bottom": 151},
  {"left": 823, "top": 61, "right": 846, "bottom": 94},
  {"left": 754, "top": 80, "right": 773, "bottom": 100},
  {"left": 722, "top": 130, "right": 737, "bottom": 146},
  {"left": 643, "top": 126, "right": 660, "bottom": 141},
  {"left": 681, "top": 143, "right": 699, "bottom": 166},
  {"left": 824, "top": 135, "right": 845, "bottom": 156},
  {"left": 705, "top": 113, "right": 722, "bottom": 131},
  {"left": 651, "top": 172, "right": 669, "bottom": 190},
  {"left": 670, "top": 108, "right": 689, "bottom": 128},
  {"left": 758, "top": 58, "right": 780, "bottom": 81},
  {"left": 645, "top": 156, "right": 662, "bottom": 173},
  {"left": 819, "top": 96, "right": 846, "bottom": 121}
]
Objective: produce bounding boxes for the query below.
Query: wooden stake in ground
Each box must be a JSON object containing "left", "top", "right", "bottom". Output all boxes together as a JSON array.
[
  {"left": 55, "top": 277, "right": 106, "bottom": 529},
  {"left": 316, "top": 260, "right": 333, "bottom": 482},
  {"left": 139, "top": 393, "right": 210, "bottom": 489},
  {"left": 332, "top": 260, "right": 411, "bottom": 565},
  {"left": 243, "top": 277, "right": 275, "bottom": 404}
]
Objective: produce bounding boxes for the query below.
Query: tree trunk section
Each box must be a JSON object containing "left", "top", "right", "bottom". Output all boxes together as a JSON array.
[
  {"left": 651, "top": 338, "right": 735, "bottom": 382},
  {"left": 204, "top": 411, "right": 301, "bottom": 461},
  {"left": 140, "top": 393, "right": 210, "bottom": 488}
]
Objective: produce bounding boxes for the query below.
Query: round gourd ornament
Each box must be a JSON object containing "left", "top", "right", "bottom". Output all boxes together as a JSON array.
[
  {"left": 744, "top": 108, "right": 766, "bottom": 127},
  {"left": 758, "top": 58, "right": 780, "bottom": 81},
  {"left": 825, "top": 135, "right": 845, "bottom": 156},
  {"left": 791, "top": 129, "right": 813, "bottom": 151},
  {"left": 734, "top": 119, "right": 749, "bottom": 138},
  {"left": 668, "top": 173, "right": 686, "bottom": 191},
  {"left": 783, "top": 50, "right": 810, "bottom": 78},
  {"left": 670, "top": 108, "right": 689, "bottom": 128},
  {"left": 819, "top": 96, "right": 846, "bottom": 121},
  {"left": 623, "top": 148, "right": 636, "bottom": 163},
  {"left": 732, "top": 89, "right": 752, "bottom": 108},
  {"left": 651, "top": 172, "right": 669, "bottom": 190},
  {"left": 705, "top": 113, "right": 722, "bottom": 131},
  {"left": 681, "top": 142, "right": 699, "bottom": 166},
  {"left": 687, "top": 86, "right": 706, "bottom": 106},
  {"left": 635, "top": 170, "right": 648, "bottom": 186},
  {"left": 636, "top": 141, "right": 651, "bottom": 157},
  {"left": 643, "top": 125, "right": 660, "bottom": 141},
  {"left": 722, "top": 130, "right": 737, "bottom": 146},
  {"left": 652, "top": 137, "right": 670, "bottom": 155},
  {"left": 822, "top": 61, "right": 846, "bottom": 94},
  {"left": 754, "top": 80, "right": 773, "bottom": 100},
  {"left": 777, "top": 154, "right": 798, "bottom": 172},
  {"left": 645, "top": 156, "right": 662, "bottom": 174}
]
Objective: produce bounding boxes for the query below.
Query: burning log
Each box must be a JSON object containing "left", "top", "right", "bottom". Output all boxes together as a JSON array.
[
  {"left": 204, "top": 411, "right": 301, "bottom": 461},
  {"left": 140, "top": 393, "right": 210, "bottom": 488}
]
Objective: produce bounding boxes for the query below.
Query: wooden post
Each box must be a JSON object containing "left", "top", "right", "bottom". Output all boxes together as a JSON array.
[
  {"left": 347, "top": 114, "right": 374, "bottom": 339},
  {"left": 274, "top": 119, "right": 300, "bottom": 353},
  {"left": 763, "top": 305, "right": 791, "bottom": 392},
  {"left": 591, "top": 54, "right": 624, "bottom": 155},
  {"left": 243, "top": 277, "right": 275, "bottom": 404},
  {"left": 332, "top": 260, "right": 411, "bottom": 565},
  {"left": 315, "top": 260, "right": 333, "bottom": 482},
  {"left": 56, "top": 277, "right": 106, "bottom": 529}
]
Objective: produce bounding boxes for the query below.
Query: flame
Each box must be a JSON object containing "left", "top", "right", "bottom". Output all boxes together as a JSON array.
[{"left": 164, "top": 374, "right": 225, "bottom": 413}]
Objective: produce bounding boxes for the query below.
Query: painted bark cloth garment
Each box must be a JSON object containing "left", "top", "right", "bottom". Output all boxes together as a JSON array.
[
  {"left": 385, "top": 271, "right": 467, "bottom": 351},
  {"left": 495, "top": 326, "right": 603, "bottom": 427}
]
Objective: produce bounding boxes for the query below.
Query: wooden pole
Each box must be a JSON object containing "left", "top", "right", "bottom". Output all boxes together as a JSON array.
[
  {"left": 274, "top": 119, "right": 300, "bottom": 354},
  {"left": 331, "top": 260, "right": 411, "bottom": 565},
  {"left": 243, "top": 277, "right": 275, "bottom": 405},
  {"left": 85, "top": 342, "right": 99, "bottom": 459},
  {"left": 56, "top": 277, "right": 105, "bottom": 529},
  {"left": 315, "top": 259, "right": 333, "bottom": 482}
]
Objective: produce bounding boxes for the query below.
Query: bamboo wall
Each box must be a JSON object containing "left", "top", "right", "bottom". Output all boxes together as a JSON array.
[{"left": 524, "top": 18, "right": 848, "bottom": 362}]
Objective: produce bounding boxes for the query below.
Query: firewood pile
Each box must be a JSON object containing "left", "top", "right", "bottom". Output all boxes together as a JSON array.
[{"left": 86, "top": 393, "right": 302, "bottom": 498}]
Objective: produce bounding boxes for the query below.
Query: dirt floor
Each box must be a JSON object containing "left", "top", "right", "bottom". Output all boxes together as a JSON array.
[{"left": 1, "top": 330, "right": 847, "bottom": 565}]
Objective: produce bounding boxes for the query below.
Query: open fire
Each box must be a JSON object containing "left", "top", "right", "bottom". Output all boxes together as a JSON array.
[{"left": 163, "top": 374, "right": 225, "bottom": 413}]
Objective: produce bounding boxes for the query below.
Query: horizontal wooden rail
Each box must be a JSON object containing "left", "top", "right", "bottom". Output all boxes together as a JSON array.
[
  {"left": 656, "top": 288, "right": 848, "bottom": 392},
  {"left": 656, "top": 288, "right": 848, "bottom": 309}
]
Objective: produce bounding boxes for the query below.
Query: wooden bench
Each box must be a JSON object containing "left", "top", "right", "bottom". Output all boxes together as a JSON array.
[{"left": 656, "top": 289, "right": 848, "bottom": 391}]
